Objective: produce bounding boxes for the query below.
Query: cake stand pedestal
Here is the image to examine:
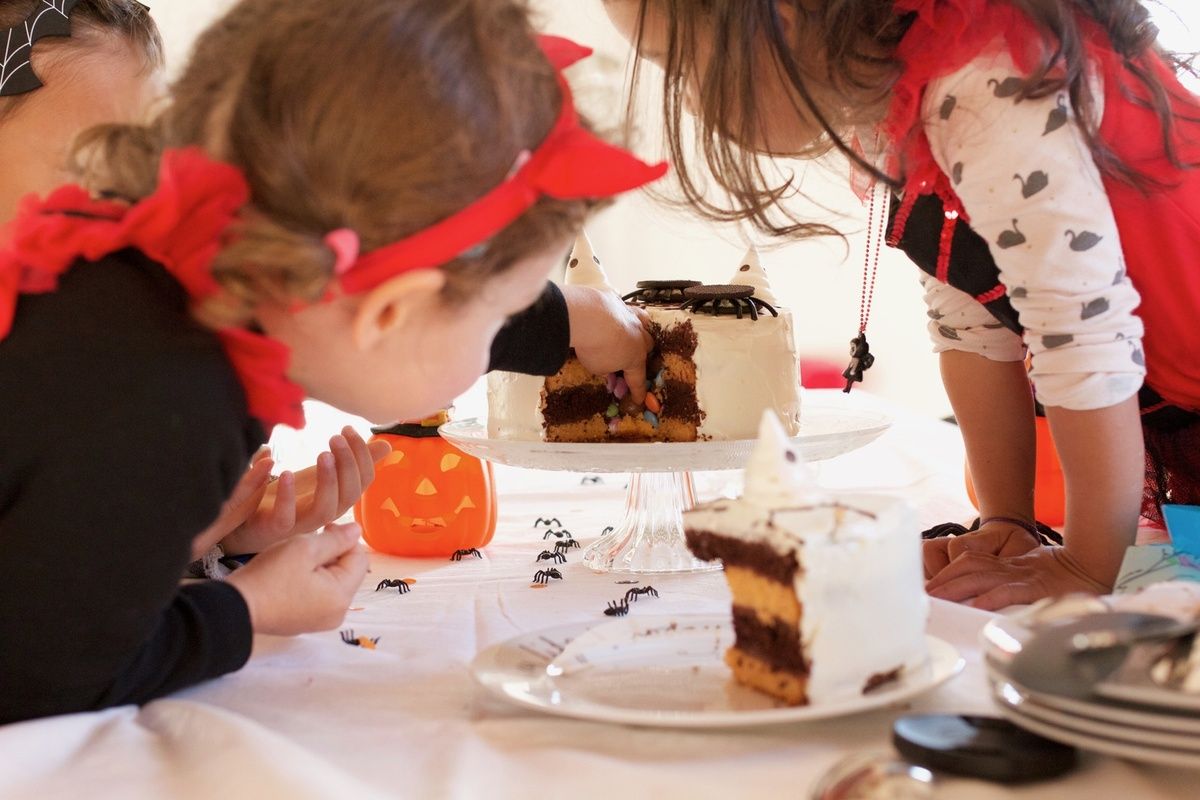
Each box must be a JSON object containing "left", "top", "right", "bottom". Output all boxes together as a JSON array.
[{"left": 440, "top": 402, "right": 892, "bottom": 575}]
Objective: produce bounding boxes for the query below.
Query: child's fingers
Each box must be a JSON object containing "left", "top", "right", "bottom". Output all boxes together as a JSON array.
[
  {"left": 300, "top": 451, "right": 340, "bottom": 527},
  {"left": 967, "top": 582, "right": 1037, "bottom": 611},
  {"left": 269, "top": 470, "right": 298, "bottom": 532},
  {"left": 309, "top": 523, "right": 362, "bottom": 566},
  {"left": 343, "top": 426, "right": 383, "bottom": 487},
  {"left": 252, "top": 446, "right": 272, "bottom": 465},
  {"left": 924, "top": 550, "right": 1001, "bottom": 592},
  {"left": 326, "top": 542, "right": 369, "bottom": 589},
  {"left": 923, "top": 537, "right": 952, "bottom": 580},
  {"left": 329, "top": 435, "right": 363, "bottom": 514},
  {"left": 367, "top": 438, "right": 392, "bottom": 462}
]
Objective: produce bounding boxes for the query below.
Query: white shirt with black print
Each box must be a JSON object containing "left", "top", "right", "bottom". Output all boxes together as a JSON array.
[{"left": 918, "top": 40, "right": 1146, "bottom": 412}]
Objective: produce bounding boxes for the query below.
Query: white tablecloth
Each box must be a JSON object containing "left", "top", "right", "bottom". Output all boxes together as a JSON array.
[{"left": 1, "top": 392, "right": 1195, "bottom": 799}]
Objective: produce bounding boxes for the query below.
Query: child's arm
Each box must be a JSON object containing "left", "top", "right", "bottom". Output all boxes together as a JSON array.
[{"left": 488, "top": 280, "right": 653, "bottom": 401}]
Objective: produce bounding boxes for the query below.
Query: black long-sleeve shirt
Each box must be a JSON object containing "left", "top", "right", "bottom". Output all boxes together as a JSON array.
[{"left": 0, "top": 250, "right": 569, "bottom": 724}]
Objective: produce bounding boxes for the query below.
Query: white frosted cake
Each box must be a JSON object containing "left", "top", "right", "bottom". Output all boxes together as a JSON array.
[
  {"left": 683, "top": 412, "right": 929, "bottom": 705},
  {"left": 487, "top": 233, "right": 802, "bottom": 442}
]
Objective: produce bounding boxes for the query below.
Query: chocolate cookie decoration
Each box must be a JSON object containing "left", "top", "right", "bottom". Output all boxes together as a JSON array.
[
  {"left": 680, "top": 284, "right": 779, "bottom": 320},
  {"left": 622, "top": 279, "right": 702, "bottom": 306}
]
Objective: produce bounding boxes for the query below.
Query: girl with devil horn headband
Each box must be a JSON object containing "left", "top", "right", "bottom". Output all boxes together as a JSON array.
[{"left": 0, "top": 0, "right": 664, "bottom": 723}]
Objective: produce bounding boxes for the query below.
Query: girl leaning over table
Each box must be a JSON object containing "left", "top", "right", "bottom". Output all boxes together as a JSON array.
[
  {"left": 0, "top": 0, "right": 661, "bottom": 724},
  {"left": 604, "top": 0, "right": 1200, "bottom": 608}
]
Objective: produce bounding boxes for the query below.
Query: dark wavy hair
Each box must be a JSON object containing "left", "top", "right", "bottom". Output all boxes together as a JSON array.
[{"left": 622, "top": 0, "right": 1199, "bottom": 238}]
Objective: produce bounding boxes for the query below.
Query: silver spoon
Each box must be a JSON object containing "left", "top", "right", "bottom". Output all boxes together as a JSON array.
[{"left": 1008, "top": 612, "right": 1200, "bottom": 699}]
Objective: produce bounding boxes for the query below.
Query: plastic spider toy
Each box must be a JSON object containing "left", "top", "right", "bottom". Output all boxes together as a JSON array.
[
  {"left": 680, "top": 285, "right": 778, "bottom": 321},
  {"left": 601, "top": 526, "right": 615, "bottom": 536},
  {"left": 553, "top": 539, "right": 581, "bottom": 555},
  {"left": 535, "top": 550, "right": 567, "bottom": 564},
  {"left": 543, "top": 529, "right": 572, "bottom": 540},
  {"left": 532, "top": 568, "right": 564, "bottom": 585},
  {"left": 450, "top": 548, "right": 483, "bottom": 561},
  {"left": 375, "top": 578, "right": 412, "bottom": 594},
  {"left": 625, "top": 586, "right": 659, "bottom": 603},
  {"left": 580, "top": 475, "right": 603, "bottom": 485},
  {"left": 604, "top": 599, "right": 630, "bottom": 617},
  {"left": 534, "top": 517, "right": 562, "bottom": 528},
  {"left": 340, "top": 629, "right": 379, "bottom": 649}
]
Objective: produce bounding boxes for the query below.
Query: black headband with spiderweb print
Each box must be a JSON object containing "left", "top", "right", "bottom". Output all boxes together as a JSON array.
[{"left": 1, "top": 1, "right": 84, "bottom": 97}]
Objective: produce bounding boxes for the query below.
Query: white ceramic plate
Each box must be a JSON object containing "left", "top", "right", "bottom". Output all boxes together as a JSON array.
[
  {"left": 988, "top": 671, "right": 1200, "bottom": 750},
  {"left": 470, "top": 614, "right": 963, "bottom": 728},
  {"left": 441, "top": 405, "right": 892, "bottom": 473},
  {"left": 992, "top": 679, "right": 1200, "bottom": 770},
  {"left": 981, "top": 614, "right": 1200, "bottom": 715},
  {"left": 983, "top": 661, "right": 1200, "bottom": 735}
]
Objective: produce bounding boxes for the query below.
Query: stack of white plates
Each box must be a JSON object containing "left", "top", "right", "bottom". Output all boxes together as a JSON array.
[{"left": 982, "top": 609, "right": 1200, "bottom": 769}]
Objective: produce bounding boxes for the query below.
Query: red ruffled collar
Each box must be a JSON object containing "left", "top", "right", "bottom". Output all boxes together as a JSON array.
[{"left": 0, "top": 148, "right": 307, "bottom": 430}]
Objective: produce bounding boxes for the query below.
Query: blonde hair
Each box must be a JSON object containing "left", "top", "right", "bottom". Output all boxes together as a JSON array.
[{"left": 72, "top": 0, "right": 598, "bottom": 323}]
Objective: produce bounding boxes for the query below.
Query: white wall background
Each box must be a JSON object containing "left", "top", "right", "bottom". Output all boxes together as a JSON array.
[{"left": 149, "top": 0, "right": 1200, "bottom": 443}]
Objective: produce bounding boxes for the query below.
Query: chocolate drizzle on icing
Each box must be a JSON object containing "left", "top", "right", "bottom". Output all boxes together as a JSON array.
[
  {"left": 622, "top": 279, "right": 701, "bottom": 306},
  {"left": 680, "top": 285, "right": 779, "bottom": 321}
]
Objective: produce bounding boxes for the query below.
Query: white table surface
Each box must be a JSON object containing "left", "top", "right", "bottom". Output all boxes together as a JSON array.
[{"left": 1, "top": 391, "right": 1195, "bottom": 799}]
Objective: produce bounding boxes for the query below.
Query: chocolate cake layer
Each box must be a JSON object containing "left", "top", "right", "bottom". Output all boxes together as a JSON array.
[
  {"left": 731, "top": 605, "right": 808, "bottom": 674},
  {"left": 685, "top": 529, "right": 800, "bottom": 584},
  {"left": 660, "top": 379, "right": 703, "bottom": 425},
  {"left": 655, "top": 320, "right": 698, "bottom": 359},
  {"left": 541, "top": 385, "right": 611, "bottom": 426}
]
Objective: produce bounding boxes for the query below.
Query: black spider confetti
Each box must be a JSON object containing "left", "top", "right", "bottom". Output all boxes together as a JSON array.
[
  {"left": 553, "top": 539, "right": 581, "bottom": 554},
  {"left": 534, "top": 517, "right": 562, "bottom": 528},
  {"left": 624, "top": 586, "right": 659, "bottom": 603},
  {"left": 543, "top": 529, "right": 572, "bottom": 540},
  {"left": 450, "top": 548, "right": 482, "bottom": 561},
  {"left": 535, "top": 550, "right": 566, "bottom": 564},
  {"left": 604, "top": 599, "right": 629, "bottom": 617},
  {"left": 375, "top": 578, "right": 412, "bottom": 594},
  {"left": 532, "top": 568, "right": 563, "bottom": 585},
  {"left": 340, "top": 629, "right": 379, "bottom": 649}
]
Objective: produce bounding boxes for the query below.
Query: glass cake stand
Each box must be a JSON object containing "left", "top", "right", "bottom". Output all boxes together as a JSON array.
[{"left": 440, "top": 404, "right": 891, "bottom": 574}]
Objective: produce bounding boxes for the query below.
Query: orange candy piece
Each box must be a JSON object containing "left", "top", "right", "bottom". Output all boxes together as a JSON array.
[{"left": 644, "top": 392, "right": 662, "bottom": 414}]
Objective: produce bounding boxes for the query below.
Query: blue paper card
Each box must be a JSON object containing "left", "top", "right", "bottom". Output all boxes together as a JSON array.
[{"left": 1163, "top": 504, "right": 1200, "bottom": 557}]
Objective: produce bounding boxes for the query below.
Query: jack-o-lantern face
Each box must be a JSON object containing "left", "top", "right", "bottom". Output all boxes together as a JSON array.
[{"left": 354, "top": 427, "right": 497, "bottom": 558}]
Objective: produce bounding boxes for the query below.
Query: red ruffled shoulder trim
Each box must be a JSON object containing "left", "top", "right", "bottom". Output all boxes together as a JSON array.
[{"left": 0, "top": 148, "right": 306, "bottom": 430}]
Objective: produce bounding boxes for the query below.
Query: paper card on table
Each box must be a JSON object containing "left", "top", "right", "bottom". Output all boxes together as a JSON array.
[
  {"left": 1114, "top": 543, "right": 1200, "bottom": 594},
  {"left": 1163, "top": 504, "right": 1200, "bottom": 557}
]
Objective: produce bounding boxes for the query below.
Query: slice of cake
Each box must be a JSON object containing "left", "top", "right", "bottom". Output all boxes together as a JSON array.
[
  {"left": 683, "top": 411, "right": 929, "bottom": 705},
  {"left": 487, "top": 235, "right": 802, "bottom": 442}
]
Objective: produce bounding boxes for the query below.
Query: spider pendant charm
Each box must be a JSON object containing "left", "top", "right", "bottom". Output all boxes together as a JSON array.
[
  {"left": 532, "top": 568, "right": 564, "bottom": 585},
  {"left": 450, "top": 548, "right": 483, "bottom": 561},
  {"left": 842, "top": 333, "right": 875, "bottom": 393},
  {"left": 375, "top": 578, "right": 412, "bottom": 594},
  {"left": 536, "top": 550, "right": 567, "bottom": 564}
]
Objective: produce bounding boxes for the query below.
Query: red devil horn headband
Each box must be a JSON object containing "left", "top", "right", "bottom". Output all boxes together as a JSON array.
[{"left": 332, "top": 35, "right": 668, "bottom": 296}]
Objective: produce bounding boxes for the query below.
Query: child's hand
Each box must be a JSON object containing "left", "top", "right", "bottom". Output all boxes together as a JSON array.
[
  {"left": 190, "top": 450, "right": 276, "bottom": 561},
  {"left": 925, "top": 545, "right": 1110, "bottom": 611},
  {"left": 226, "top": 522, "right": 368, "bottom": 636},
  {"left": 221, "top": 428, "right": 391, "bottom": 556},
  {"left": 563, "top": 285, "right": 654, "bottom": 403},
  {"left": 923, "top": 519, "right": 1041, "bottom": 580}
]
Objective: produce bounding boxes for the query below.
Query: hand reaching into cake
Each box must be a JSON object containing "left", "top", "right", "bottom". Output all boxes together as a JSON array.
[{"left": 562, "top": 284, "right": 654, "bottom": 403}]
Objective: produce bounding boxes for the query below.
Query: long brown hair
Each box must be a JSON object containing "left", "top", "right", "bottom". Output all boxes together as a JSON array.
[
  {"left": 625, "top": 0, "right": 1198, "bottom": 239},
  {"left": 0, "top": 0, "right": 162, "bottom": 121},
  {"left": 71, "top": 0, "right": 598, "bottom": 323}
]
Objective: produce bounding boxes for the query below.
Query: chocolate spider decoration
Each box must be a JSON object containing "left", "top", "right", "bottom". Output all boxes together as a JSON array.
[
  {"left": 534, "top": 517, "right": 562, "bottom": 528},
  {"left": 624, "top": 586, "right": 659, "bottom": 603},
  {"left": 604, "top": 599, "right": 630, "bottom": 617},
  {"left": 450, "top": 548, "right": 483, "bottom": 561},
  {"left": 842, "top": 333, "right": 875, "bottom": 393},
  {"left": 532, "top": 568, "right": 564, "bottom": 584},
  {"left": 543, "top": 529, "right": 572, "bottom": 540},
  {"left": 679, "top": 285, "right": 778, "bottom": 321},
  {"left": 580, "top": 475, "right": 603, "bottom": 485},
  {"left": 622, "top": 279, "right": 701, "bottom": 306},
  {"left": 375, "top": 578, "right": 412, "bottom": 594},
  {"left": 536, "top": 550, "right": 567, "bottom": 564},
  {"left": 340, "top": 629, "right": 379, "bottom": 649},
  {"left": 553, "top": 539, "right": 581, "bottom": 554}
]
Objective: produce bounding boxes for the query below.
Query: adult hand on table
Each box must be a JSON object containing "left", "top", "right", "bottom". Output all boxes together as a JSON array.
[
  {"left": 563, "top": 285, "right": 654, "bottom": 403},
  {"left": 923, "top": 519, "right": 1041, "bottom": 580},
  {"left": 191, "top": 427, "right": 390, "bottom": 560},
  {"left": 925, "top": 545, "right": 1110, "bottom": 611},
  {"left": 227, "top": 522, "right": 368, "bottom": 635}
]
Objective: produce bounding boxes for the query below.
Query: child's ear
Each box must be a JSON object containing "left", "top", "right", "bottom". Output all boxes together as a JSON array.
[{"left": 351, "top": 269, "right": 447, "bottom": 350}]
